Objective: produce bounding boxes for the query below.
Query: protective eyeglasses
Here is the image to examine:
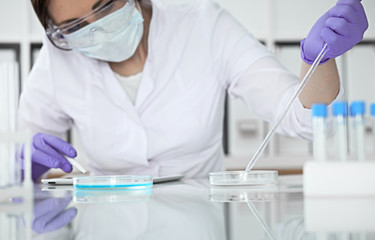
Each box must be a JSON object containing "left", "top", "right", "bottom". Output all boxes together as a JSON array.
[{"left": 46, "top": 0, "right": 134, "bottom": 51}]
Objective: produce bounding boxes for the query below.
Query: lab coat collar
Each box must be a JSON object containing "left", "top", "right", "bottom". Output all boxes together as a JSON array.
[{"left": 89, "top": 0, "right": 166, "bottom": 113}]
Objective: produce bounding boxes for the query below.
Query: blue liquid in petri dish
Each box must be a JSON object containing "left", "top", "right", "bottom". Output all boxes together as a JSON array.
[
  {"left": 74, "top": 182, "right": 153, "bottom": 189},
  {"left": 73, "top": 175, "right": 153, "bottom": 190}
]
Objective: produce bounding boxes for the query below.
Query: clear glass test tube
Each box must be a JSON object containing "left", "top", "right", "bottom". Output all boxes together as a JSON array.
[
  {"left": 312, "top": 104, "right": 328, "bottom": 162},
  {"left": 0, "top": 63, "right": 19, "bottom": 187},
  {"left": 333, "top": 101, "right": 348, "bottom": 162},
  {"left": 350, "top": 101, "right": 366, "bottom": 162}
]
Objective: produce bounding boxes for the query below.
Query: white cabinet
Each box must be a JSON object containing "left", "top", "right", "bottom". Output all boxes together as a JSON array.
[
  {"left": 0, "top": 47, "right": 17, "bottom": 63},
  {"left": 228, "top": 99, "right": 267, "bottom": 157},
  {"left": 346, "top": 45, "right": 375, "bottom": 103}
]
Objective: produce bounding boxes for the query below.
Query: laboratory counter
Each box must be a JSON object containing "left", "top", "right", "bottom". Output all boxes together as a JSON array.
[{"left": 1, "top": 175, "right": 375, "bottom": 240}]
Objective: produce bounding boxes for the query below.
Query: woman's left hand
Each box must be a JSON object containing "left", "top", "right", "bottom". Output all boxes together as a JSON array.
[{"left": 301, "top": 0, "right": 368, "bottom": 64}]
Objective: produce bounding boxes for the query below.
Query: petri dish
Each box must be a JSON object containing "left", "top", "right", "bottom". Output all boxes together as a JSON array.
[
  {"left": 209, "top": 170, "right": 278, "bottom": 186},
  {"left": 73, "top": 175, "right": 153, "bottom": 190}
]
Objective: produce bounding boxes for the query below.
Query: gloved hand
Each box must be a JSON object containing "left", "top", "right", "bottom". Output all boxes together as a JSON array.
[
  {"left": 301, "top": 0, "right": 368, "bottom": 64},
  {"left": 33, "top": 196, "right": 77, "bottom": 234},
  {"left": 23, "top": 132, "right": 77, "bottom": 182}
]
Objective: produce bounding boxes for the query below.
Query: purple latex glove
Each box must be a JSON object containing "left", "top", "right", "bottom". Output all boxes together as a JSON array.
[
  {"left": 24, "top": 132, "right": 77, "bottom": 182},
  {"left": 301, "top": 0, "right": 368, "bottom": 64},
  {"left": 33, "top": 196, "right": 77, "bottom": 234}
]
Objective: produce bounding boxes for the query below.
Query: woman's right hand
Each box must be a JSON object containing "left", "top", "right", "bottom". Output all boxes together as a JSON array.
[{"left": 25, "top": 132, "right": 77, "bottom": 182}]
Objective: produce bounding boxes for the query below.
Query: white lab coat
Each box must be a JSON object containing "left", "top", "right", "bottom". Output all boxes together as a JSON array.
[{"left": 18, "top": 0, "right": 341, "bottom": 178}]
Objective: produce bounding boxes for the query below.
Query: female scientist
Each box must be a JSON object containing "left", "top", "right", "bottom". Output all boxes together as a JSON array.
[{"left": 21, "top": 0, "right": 368, "bottom": 181}]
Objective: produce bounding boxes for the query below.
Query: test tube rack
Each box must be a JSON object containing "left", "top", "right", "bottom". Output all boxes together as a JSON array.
[
  {"left": 304, "top": 103, "right": 375, "bottom": 234},
  {"left": 304, "top": 161, "right": 375, "bottom": 197},
  {"left": 304, "top": 102, "right": 375, "bottom": 197}
]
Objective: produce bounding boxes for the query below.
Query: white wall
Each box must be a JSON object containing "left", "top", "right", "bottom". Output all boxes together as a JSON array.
[{"left": 1, "top": 0, "right": 374, "bottom": 172}]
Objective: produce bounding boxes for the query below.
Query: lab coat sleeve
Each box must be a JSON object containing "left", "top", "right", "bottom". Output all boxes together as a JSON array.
[
  {"left": 229, "top": 56, "right": 344, "bottom": 140},
  {"left": 230, "top": 56, "right": 343, "bottom": 140},
  {"left": 18, "top": 42, "right": 71, "bottom": 139},
  {"left": 227, "top": 53, "right": 344, "bottom": 140}
]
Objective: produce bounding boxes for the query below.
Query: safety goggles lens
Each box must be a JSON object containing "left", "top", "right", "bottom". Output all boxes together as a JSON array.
[{"left": 46, "top": 0, "right": 132, "bottom": 50}]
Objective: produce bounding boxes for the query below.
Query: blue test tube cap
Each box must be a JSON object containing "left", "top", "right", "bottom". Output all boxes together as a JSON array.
[
  {"left": 350, "top": 101, "right": 366, "bottom": 116},
  {"left": 333, "top": 101, "right": 348, "bottom": 116},
  {"left": 371, "top": 103, "right": 375, "bottom": 116},
  {"left": 312, "top": 103, "right": 327, "bottom": 117}
]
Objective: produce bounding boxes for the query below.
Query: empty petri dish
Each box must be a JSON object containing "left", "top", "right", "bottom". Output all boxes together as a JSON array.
[
  {"left": 209, "top": 171, "right": 278, "bottom": 186},
  {"left": 73, "top": 175, "right": 153, "bottom": 190}
]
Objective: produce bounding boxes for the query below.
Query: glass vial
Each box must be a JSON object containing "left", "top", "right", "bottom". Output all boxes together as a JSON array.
[
  {"left": 350, "top": 101, "right": 366, "bottom": 162},
  {"left": 333, "top": 101, "right": 348, "bottom": 162},
  {"left": 312, "top": 104, "right": 328, "bottom": 162}
]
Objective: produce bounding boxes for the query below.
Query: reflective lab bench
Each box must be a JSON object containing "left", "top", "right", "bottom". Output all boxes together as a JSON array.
[{"left": 1, "top": 175, "right": 375, "bottom": 240}]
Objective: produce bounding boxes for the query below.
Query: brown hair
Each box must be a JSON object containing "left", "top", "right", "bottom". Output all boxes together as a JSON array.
[{"left": 30, "top": 0, "right": 51, "bottom": 29}]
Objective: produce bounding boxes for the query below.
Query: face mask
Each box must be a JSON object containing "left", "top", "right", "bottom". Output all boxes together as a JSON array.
[{"left": 64, "top": 2, "right": 144, "bottom": 62}]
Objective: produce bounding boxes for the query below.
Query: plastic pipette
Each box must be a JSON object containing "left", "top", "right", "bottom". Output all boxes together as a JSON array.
[
  {"left": 67, "top": 157, "right": 88, "bottom": 174},
  {"left": 245, "top": 43, "right": 329, "bottom": 172}
]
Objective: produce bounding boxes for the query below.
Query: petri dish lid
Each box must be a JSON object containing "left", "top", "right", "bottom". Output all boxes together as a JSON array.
[
  {"left": 73, "top": 175, "right": 153, "bottom": 190},
  {"left": 209, "top": 171, "right": 278, "bottom": 186}
]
